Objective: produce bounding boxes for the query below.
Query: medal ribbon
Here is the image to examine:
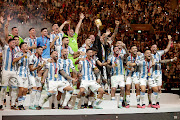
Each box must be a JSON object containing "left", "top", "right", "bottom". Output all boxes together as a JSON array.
[
  {"left": 42, "top": 36, "right": 48, "bottom": 46},
  {"left": 145, "top": 59, "right": 151, "bottom": 74},
  {"left": 86, "top": 58, "right": 96, "bottom": 67},
  {"left": 30, "top": 36, "right": 36, "bottom": 44}
]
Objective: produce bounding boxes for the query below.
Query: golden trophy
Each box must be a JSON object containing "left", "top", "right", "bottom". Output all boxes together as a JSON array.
[{"left": 95, "top": 19, "right": 102, "bottom": 26}]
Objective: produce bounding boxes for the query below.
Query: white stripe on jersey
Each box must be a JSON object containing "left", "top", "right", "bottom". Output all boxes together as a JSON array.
[
  {"left": 50, "top": 32, "right": 64, "bottom": 46},
  {"left": 58, "top": 58, "right": 75, "bottom": 81},
  {"left": 78, "top": 47, "right": 86, "bottom": 58},
  {"left": 79, "top": 59, "right": 96, "bottom": 81},
  {"left": 136, "top": 60, "right": 153, "bottom": 80},
  {"left": 2, "top": 45, "right": 16, "bottom": 71},
  {"left": 108, "top": 55, "right": 124, "bottom": 76},
  {"left": 126, "top": 55, "right": 141, "bottom": 77},
  {"left": 14, "top": 51, "right": 30, "bottom": 77},
  {"left": 29, "top": 54, "right": 44, "bottom": 77},
  {"left": 24, "top": 37, "right": 37, "bottom": 53},
  {"left": 14, "top": 46, "right": 21, "bottom": 54},
  {"left": 152, "top": 50, "right": 164, "bottom": 75},
  {"left": 55, "top": 45, "right": 74, "bottom": 58},
  {"left": 45, "top": 62, "right": 61, "bottom": 81}
]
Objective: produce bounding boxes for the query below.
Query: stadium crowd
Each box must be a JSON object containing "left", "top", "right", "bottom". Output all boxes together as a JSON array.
[{"left": 0, "top": 0, "right": 179, "bottom": 110}]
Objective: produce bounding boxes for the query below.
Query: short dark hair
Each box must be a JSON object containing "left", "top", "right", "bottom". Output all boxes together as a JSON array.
[
  {"left": 41, "top": 28, "right": 47, "bottom": 32},
  {"left": 62, "top": 37, "right": 68, "bottom": 40},
  {"left": 14, "top": 35, "right": 19, "bottom": 38},
  {"left": 86, "top": 48, "right": 93, "bottom": 53},
  {"left": 12, "top": 27, "right": 17, "bottom": 31},
  {"left": 19, "top": 42, "right": 27, "bottom": 48},
  {"left": 113, "top": 45, "right": 119, "bottom": 50},
  {"left": 92, "top": 47, "right": 98, "bottom": 52},
  {"left": 37, "top": 46, "right": 43, "bottom": 49},
  {"left": 144, "top": 48, "right": 151, "bottom": 52},
  {"left": 130, "top": 44, "right": 137, "bottom": 49},
  {"left": 50, "top": 50, "right": 56, "bottom": 55},
  {"left": 52, "top": 23, "right": 58, "bottom": 26},
  {"left": 29, "top": 28, "right": 35, "bottom": 31},
  {"left": 8, "top": 38, "right": 15, "bottom": 43}
]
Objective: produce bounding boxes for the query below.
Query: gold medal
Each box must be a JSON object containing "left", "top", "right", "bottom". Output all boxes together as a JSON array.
[
  {"left": 55, "top": 74, "right": 58, "bottom": 78},
  {"left": 148, "top": 73, "right": 151, "bottom": 76},
  {"left": 94, "top": 67, "right": 98, "bottom": 70},
  {"left": 115, "top": 63, "right": 118, "bottom": 66}
]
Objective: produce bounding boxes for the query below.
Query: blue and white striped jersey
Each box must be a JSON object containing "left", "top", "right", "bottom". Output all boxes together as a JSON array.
[
  {"left": 2, "top": 45, "right": 16, "bottom": 71},
  {"left": 29, "top": 54, "right": 44, "bottom": 77},
  {"left": 14, "top": 46, "right": 21, "bottom": 54},
  {"left": 45, "top": 61, "right": 62, "bottom": 81},
  {"left": 58, "top": 58, "right": 75, "bottom": 81},
  {"left": 50, "top": 32, "right": 64, "bottom": 46},
  {"left": 55, "top": 45, "right": 74, "bottom": 58},
  {"left": 79, "top": 59, "right": 96, "bottom": 81},
  {"left": 14, "top": 51, "right": 30, "bottom": 77},
  {"left": 126, "top": 55, "right": 141, "bottom": 77},
  {"left": 152, "top": 50, "right": 164, "bottom": 75},
  {"left": 108, "top": 54, "right": 125, "bottom": 76},
  {"left": 24, "top": 37, "right": 37, "bottom": 53},
  {"left": 78, "top": 47, "right": 86, "bottom": 58},
  {"left": 136, "top": 59, "right": 154, "bottom": 80}
]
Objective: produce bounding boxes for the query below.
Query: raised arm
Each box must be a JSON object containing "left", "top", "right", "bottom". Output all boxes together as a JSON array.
[
  {"left": 122, "top": 43, "right": 130, "bottom": 57},
  {"left": 97, "top": 24, "right": 101, "bottom": 37},
  {"left": 0, "top": 37, "right": 7, "bottom": 47},
  {"left": 59, "top": 21, "right": 70, "bottom": 32},
  {"left": 164, "top": 35, "right": 172, "bottom": 53},
  {"left": 75, "top": 13, "right": 85, "bottom": 35},
  {"left": 5, "top": 15, "right": 13, "bottom": 42},
  {"left": 0, "top": 16, "right": 4, "bottom": 29},
  {"left": 160, "top": 57, "right": 177, "bottom": 63},
  {"left": 111, "top": 20, "right": 120, "bottom": 41}
]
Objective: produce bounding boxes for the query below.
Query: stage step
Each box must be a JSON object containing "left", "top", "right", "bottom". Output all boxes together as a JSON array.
[{"left": 2, "top": 93, "right": 180, "bottom": 109}]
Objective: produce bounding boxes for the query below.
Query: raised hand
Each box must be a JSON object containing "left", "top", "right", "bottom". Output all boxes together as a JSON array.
[
  {"left": 0, "top": 16, "right": 4, "bottom": 24},
  {"left": 115, "top": 20, "right": 120, "bottom": 25},
  {"left": 64, "top": 20, "right": 70, "bottom": 24},
  {"left": 7, "top": 15, "right": 13, "bottom": 21},
  {"left": 172, "top": 57, "right": 177, "bottom": 62},
  {"left": 105, "top": 29, "right": 111, "bottom": 36},
  {"left": 80, "top": 13, "right": 85, "bottom": 20}
]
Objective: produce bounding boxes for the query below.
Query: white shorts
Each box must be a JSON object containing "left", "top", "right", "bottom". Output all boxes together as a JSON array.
[
  {"left": 140, "top": 78, "right": 157, "bottom": 88},
  {"left": 126, "top": 76, "right": 140, "bottom": 85},
  {"left": 1, "top": 70, "right": 18, "bottom": 87},
  {"left": 154, "top": 75, "right": 162, "bottom": 86},
  {"left": 80, "top": 80, "right": 101, "bottom": 92},
  {"left": 102, "top": 66, "right": 107, "bottom": 80},
  {"left": 48, "top": 81, "right": 70, "bottom": 93},
  {"left": 111, "top": 75, "right": 125, "bottom": 88},
  {"left": 29, "top": 76, "right": 42, "bottom": 88},
  {"left": 18, "top": 77, "right": 29, "bottom": 88}
]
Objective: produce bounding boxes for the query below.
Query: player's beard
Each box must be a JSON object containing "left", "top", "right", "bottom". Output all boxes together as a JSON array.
[
  {"left": 65, "top": 44, "right": 68, "bottom": 48},
  {"left": 63, "top": 54, "right": 67, "bottom": 59}
]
